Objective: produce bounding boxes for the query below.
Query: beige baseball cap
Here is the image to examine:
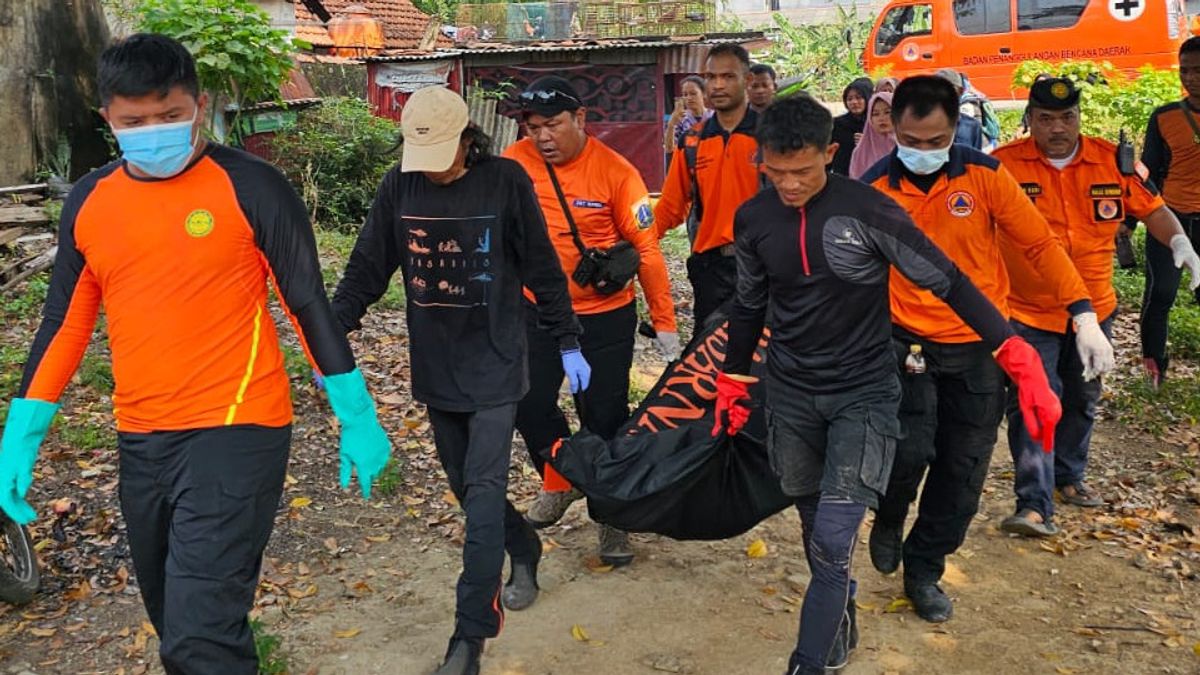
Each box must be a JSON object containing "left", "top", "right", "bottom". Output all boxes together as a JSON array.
[{"left": 401, "top": 85, "right": 470, "bottom": 173}]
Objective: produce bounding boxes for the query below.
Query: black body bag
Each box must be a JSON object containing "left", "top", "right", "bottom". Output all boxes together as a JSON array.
[{"left": 544, "top": 314, "right": 790, "bottom": 540}]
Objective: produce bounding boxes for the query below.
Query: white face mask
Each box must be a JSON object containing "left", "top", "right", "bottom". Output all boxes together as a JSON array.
[{"left": 896, "top": 141, "right": 953, "bottom": 175}]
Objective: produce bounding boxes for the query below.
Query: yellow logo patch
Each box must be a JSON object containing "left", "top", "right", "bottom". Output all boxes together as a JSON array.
[{"left": 185, "top": 209, "right": 214, "bottom": 238}]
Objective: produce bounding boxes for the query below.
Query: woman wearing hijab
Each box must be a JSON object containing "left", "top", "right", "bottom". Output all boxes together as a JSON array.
[
  {"left": 849, "top": 92, "right": 895, "bottom": 179},
  {"left": 830, "top": 77, "right": 873, "bottom": 175},
  {"left": 874, "top": 77, "right": 900, "bottom": 94}
]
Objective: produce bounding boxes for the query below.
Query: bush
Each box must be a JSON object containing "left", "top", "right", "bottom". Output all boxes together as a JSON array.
[
  {"left": 1012, "top": 61, "right": 1181, "bottom": 144},
  {"left": 271, "top": 98, "right": 401, "bottom": 230},
  {"left": 756, "top": 7, "right": 873, "bottom": 101}
]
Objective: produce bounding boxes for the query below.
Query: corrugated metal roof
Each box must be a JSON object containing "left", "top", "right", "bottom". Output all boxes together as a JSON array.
[{"left": 363, "top": 32, "right": 763, "bottom": 62}]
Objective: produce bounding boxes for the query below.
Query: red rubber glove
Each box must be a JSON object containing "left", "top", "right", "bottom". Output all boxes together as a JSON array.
[
  {"left": 712, "top": 372, "right": 756, "bottom": 438},
  {"left": 994, "top": 336, "right": 1061, "bottom": 453}
]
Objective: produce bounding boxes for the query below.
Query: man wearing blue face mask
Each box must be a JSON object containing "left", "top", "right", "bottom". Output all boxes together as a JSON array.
[
  {"left": 0, "top": 34, "right": 393, "bottom": 673},
  {"left": 860, "top": 76, "right": 1105, "bottom": 625}
]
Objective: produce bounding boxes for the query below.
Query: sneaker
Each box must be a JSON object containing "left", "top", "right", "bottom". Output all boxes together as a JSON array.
[
  {"left": 502, "top": 527, "right": 542, "bottom": 611},
  {"left": 869, "top": 521, "right": 903, "bottom": 574},
  {"left": 1059, "top": 482, "right": 1105, "bottom": 508},
  {"left": 525, "top": 488, "right": 583, "bottom": 529},
  {"left": 824, "top": 596, "right": 859, "bottom": 670},
  {"left": 905, "top": 581, "right": 953, "bottom": 623},
  {"left": 433, "top": 637, "right": 481, "bottom": 675},
  {"left": 1000, "top": 509, "right": 1059, "bottom": 537},
  {"left": 784, "top": 651, "right": 826, "bottom": 675},
  {"left": 597, "top": 524, "right": 634, "bottom": 567}
]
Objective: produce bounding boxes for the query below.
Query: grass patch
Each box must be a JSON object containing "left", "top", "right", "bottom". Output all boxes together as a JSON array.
[
  {"left": 1111, "top": 375, "right": 1200, "bottom": 436},
  {"left": 1, "top": 273, "right": 49, "bottom": 320},
  {"left": 56, "top": 418, "right": 116, "bottom": 451},
  {"left": 660, "top": 228, "right": 691, "bottom": 263},
  {"left": 281, "top": 345, "right": 310, "bottom": 381},
  {"left": 0, "top": 344, "right": 25, "bottom": 401},
  {"left": 375, "top": 457, "right": 404, "bottom": 497},
  {"left": 315, "top": 228, "right": 406, "bottom": 311},
  {"left": 250, "top": 618, "right": 288, "bottom": 675},
  {"left": 77, "top": 355, "right": 113, "bottom": 394}
]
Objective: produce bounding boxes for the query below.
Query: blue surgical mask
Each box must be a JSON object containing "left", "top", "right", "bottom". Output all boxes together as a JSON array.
[
  {"left": 896, "top": 142, "right": 952, "bottom": 176},
  {"left": 113, "top": 111, "right": 199, "bottom": 178}
]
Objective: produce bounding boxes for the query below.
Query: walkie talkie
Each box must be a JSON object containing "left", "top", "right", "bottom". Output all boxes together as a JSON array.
[{"left": 1117, "top": 128, "right": 1136, "bottom": 176}]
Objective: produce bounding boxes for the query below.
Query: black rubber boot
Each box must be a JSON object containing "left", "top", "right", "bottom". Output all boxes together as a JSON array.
[
  {"left": 502, "top": 526, "right": 542, "bottom": 611},
  {"left": 906, "top": 581, "right": 953, "bottom": 623},
  {"left": 824, "top": 595, "right": 859, "bottom": 670},
  {"left": 869, "top": 521, "right": 903, "bottom": 574},
  {"left": 433, "top": 637, "right": 482, "bottom": 675}
]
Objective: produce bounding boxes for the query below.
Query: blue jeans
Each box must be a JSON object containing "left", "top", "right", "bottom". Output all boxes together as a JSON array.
[{"left": 1005, "top": 318, "right": 1112, "bottom": 520}]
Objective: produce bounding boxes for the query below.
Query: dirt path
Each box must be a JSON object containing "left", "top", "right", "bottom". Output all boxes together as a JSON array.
[{"left": 261, "top": 421, "right": 1199, "bottom": 675}]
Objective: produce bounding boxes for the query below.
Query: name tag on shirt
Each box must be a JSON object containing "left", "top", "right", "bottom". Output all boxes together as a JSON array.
[{"left": 573, "top": 199, "right": 605, "bottom": 209}]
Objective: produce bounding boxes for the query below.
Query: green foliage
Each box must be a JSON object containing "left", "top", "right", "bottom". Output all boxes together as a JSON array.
[
  {"left": 78, "top": 356, "right": 115, "bottom": 394},
  {"left": 133, "top": 0, "right": 304, "bottom": 126},
  {"left": 281, "top": 345, "right": 310, "bottom": 381},
  {"left": 249, "top": 618, "right": 288, "bottom": 675},
  {"left": 1112, "top": 375, "right": 1200, "bottom": 436},
  {"left": 314, "top": 229, "right": 406, "bottom": 309},
  {"left": 272, "top": 98, "right": 401, "bottom": 230},
  {"left": 756, "top": 7, "right": 872, "bottom": 101},
  {"left": 994, "top": 108, "right": 1027, "bottom": 143},
  {"left": 413, "top": 0, "right": 459, "bottom": 23},
  {"left": 56, "top": 419, "right": 117, "bottom": 451},
  {"left": 376, "top": 457, "right": 405, "bottom": 497},
  {"left": 1012, "top": 61, "right": 1181, "bottom": 143},
  {"left": 0, "top": 345, "right": 25, "bottom": 402},
  {"left": 659, "top": 227, "right": 691, "bottom": 263},
  {"left": 1, "top": 273, "right": 49, "bottom": 321}
]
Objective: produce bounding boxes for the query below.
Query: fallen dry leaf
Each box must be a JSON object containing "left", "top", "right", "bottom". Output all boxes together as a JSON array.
[
  {"left": 29, "top": 627, "right": 56, "bottom": 638},
  {"left": 746, "top": 539, "right": 768, "bottom": 559},
  {"left": 289, "top": 496, "right": 313, "bottom": 509},
  {"left": 366, "top": 534, "right": 392, "bottom": 543},
  {"left": 884, "top": 597, "right": 913, "bottom": 613},
  {"left": 333, "top": 627, "right": 362, "bottom": 639},
  {"left": 571, "top": 624, "right": 590, "bottom": 642}
]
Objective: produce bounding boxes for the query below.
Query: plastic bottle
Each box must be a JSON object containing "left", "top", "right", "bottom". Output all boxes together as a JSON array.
[{"left": 905, "top": 344, "right": 926, "bottom": 375}]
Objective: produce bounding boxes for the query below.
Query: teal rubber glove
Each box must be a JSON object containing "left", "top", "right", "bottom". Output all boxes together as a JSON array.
[
  {"left": 0, "top": 399, "right": 60, "bottom": 524},
  {"left": 323, "top": 369, "right": 392, "bottom": 499}
]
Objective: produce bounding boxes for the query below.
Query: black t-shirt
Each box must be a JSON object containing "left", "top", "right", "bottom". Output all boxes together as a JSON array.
[
  {"left": 724, "top": 174, "right": 1012, "bottom": 394},
  {"left": 333, "top": 156, "right": 581, "bottom": 412}
]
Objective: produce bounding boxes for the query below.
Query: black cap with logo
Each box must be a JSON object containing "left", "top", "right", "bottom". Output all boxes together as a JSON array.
[
  {"left": 1028, "top": 77, "right": 1081, "bottom": 110},
  {"left": 519, "top": 75, "right": 583, "bottom": 118}
]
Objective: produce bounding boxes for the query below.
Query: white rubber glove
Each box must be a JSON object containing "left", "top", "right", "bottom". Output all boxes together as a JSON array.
[
  {"left": 1169, "top": 234, "right": 1200, "bottom": 291},
  {"left": 655, "top": 331, "right": 681, "bottom": 361},
  {"left": 1072, "top": 311, "right": 1114, "bottom": 382}
]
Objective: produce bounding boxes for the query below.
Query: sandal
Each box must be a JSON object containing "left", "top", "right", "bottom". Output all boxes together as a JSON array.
[
  {"left": 1059, "top": 482, "right": 1105, "bottom": 508},
  {"left": 1000, "top": 509, "right": 1059, "bottom": 538}
]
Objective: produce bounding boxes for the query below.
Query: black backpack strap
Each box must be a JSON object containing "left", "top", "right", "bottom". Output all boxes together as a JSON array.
[
  {"left": 545, "top": 161, "right": 588, "bottom": 255},
  {"left": 681, "top": 129, "right": 703, "bottom": 244}
]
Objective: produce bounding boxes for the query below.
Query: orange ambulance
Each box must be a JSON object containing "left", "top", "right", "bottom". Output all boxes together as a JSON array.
[{"left": 863, "top": 0, "right": 1191, "bottom": 100}]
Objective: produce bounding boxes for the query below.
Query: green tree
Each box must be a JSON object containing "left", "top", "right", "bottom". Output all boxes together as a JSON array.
[{"left": 133, "top": 0, "right": 305, "bottom": 138}]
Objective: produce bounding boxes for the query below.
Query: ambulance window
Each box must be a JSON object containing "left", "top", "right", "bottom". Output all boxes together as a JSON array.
[
  {"left": 1017, "top": 0, "right": 1087, "bottom": 30},
  {"left": 874, "top": 4, "right": 934, "bottom": 56},
  {"left": 954, "top": 0, "right": 1012, "bottom": 35}
]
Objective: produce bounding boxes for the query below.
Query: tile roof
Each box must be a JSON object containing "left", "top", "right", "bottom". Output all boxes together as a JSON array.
[{"left": 295, "top": 0, "right": 451, "bottom": 50}]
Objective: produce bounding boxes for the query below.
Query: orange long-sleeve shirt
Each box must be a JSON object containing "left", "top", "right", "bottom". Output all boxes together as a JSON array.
[
  {"left": 862, "top": 145, "right": 1093, "bottom": 343},
  {"left": 505, "top": 137, "right": 677, "bottom": 331},
  {"left": 654, "top": 110, "right": 762, "bottom": 255},
  {"left": 994, "top": 135, "right": 1165, "bottom": 332},
  {"left": 18, "top": 145, "right": 356, "bottom": 432}
]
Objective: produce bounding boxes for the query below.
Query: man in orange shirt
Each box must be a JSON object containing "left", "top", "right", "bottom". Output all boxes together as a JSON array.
[
  {"left": 861, "top": 76, "right": 1109, "bottom": 624},
  {"left": 1141, "top": 37, "right": 1200, "bottom": 385},
  {"left": 995, "top": 78, "right": 1200, "bottom": 533},
  {"left": 0, "top": 35, "right": 391, "bottom": 673},
  {"left": 655, "top": 43, "right": 762, "bottom": 330},
  {"left": 503, "top": 77, "right": 678, "bottom": 572}
]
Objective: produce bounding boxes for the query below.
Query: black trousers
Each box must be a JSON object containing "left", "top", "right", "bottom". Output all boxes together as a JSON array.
[
  {"left": 118, "top": 424, "right": 290, "bottom": 675},
  {"left": 515, "top": 301, "right": 637, "bottom": 473},
  {"left": 428, "top": 404, "right": 539, "bottom": 640},
  {"left": 686, "top": 249, "right": 738, "bottom": 332},
  {"left": 875, "top": 330, "right": 1005, "bottom": 586},
  {"left": 1141, "top": 211, "right": 1200, "bottom": 371}
]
